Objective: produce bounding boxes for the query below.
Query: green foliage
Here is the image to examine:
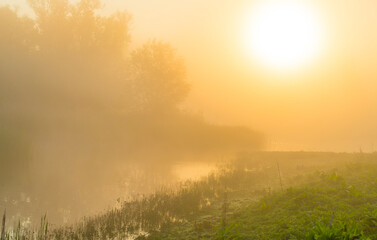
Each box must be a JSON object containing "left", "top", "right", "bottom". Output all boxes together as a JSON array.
[
  {"left": 130, "top": 40, "right": 189, "bottom": 112},
  {"left": 132, "top": 154, "right": 377, "bottom": 240},
  {"left": 3, "top": 153, "right": 377, "bottom": 239},
  {"left": 215, "top": 221, "right": 244, "bottom": 240},
  {"left": 306, "top": 223, "right": 369, "bottom": 240}
]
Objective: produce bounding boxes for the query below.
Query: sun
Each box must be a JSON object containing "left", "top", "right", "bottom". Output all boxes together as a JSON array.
[{"left": 244, "top": 1, "right": 324, "bottom": 71}]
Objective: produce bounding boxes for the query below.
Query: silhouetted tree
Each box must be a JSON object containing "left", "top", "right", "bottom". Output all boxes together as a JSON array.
[
  {"left": 130, "top": 40, "right": 190, "bottom": 113},
  {"left": 28, "top": 0, "right": 131, "bottom": 58},
  {"left": 0, "top": 0, "right": 263, "bottom": 225}
]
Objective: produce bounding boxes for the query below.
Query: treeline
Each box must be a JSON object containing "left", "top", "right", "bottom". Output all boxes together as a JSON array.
[{"left": 0, "top": 0, "right": 263, "bottom": 224}]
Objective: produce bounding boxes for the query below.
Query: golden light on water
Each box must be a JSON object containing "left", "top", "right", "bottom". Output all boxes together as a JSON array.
[
  {"left": 244, "top": 1, "right": 325, "bottom": 71},
  {"left": 3, "top": 0, "right": 377, "bottom": 234}
]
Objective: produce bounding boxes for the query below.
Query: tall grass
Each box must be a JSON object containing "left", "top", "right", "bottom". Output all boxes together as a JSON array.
[{"left": 3, "top": 152, "right": 377, "bottom": 239}]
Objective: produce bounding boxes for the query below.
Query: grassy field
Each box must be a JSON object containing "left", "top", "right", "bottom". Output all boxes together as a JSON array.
[{"left": 2, "top": 152, "right": 377, "bottom": 239}]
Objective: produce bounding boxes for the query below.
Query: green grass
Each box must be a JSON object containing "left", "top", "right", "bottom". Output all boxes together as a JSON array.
[
  {"left": 214, "top": 167, "right": 377, "bottom": 239},
  {"left": 2, "top": 152, "right": 377, "bottom": 239},
  {"left": 142, "top": 155, "right": 377, "bottom": 240}
]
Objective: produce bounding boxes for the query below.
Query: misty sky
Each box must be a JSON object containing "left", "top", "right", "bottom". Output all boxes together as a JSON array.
[{"left": 2, "top": 0, "right": 377, "bottom": 152}]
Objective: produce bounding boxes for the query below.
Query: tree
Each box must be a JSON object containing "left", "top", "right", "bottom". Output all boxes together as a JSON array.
[
  {"left": 0, "top": 1, "right": 134, "bottom": 223},
  {"left": 130, "top": 40, "right": 190, "bottom": 113},
  {"left": 28, "top": 0, "right": 131, "bottom": 58},
  {"left": 0, "top": 0, "right": 263, "bottom": 225},
  {"left": 24, "top": 0, "right": 133, "bottom": 111}
]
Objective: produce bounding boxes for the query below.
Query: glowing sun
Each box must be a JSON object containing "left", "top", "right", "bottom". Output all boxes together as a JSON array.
[{"left": 244, "top": 1, "right": 324, "bottom": 71}]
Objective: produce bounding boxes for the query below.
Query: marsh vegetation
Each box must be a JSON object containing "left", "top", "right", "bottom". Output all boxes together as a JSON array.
[
  {"left": 1, "top": 1, "right": 377, "bottom": 239},
  {"left": 2, "top": 152, "right": 377, "bottom": 239}
]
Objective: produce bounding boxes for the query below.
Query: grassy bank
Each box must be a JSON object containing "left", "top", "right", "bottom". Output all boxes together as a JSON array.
[{"left": 2, "top": 152, "right": 377, "bottom": 239}]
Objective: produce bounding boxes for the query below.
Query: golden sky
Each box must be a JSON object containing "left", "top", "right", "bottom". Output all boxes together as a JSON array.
[{"left": 2, "top": 0, "right": 377, "bottom": 152}]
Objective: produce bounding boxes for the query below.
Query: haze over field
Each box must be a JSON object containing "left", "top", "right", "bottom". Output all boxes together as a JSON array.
[
  {"left": 0, "top": 0, "right": 262, "bottom": 223},
  {"left": 3, "top": 0, "right": 377, "bottom": 152},
  {"left": 1, "top": 0, "right": 377, "bottom": 230}
]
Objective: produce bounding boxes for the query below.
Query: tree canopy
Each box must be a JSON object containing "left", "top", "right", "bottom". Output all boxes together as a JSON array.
[
  {"left": 130, "top": 40, "right": 189, "bottom": 113},
  {"left": 0, "top": 0, "right": 262, "bottom": 224}
]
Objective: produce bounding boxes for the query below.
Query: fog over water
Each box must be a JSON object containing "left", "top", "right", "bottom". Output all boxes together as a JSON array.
[
  {"left": 2, "top": 0, "right": 377, "bottom": 226},
  {"left": 0, "top": 0, "right": 262, "bottom": 224},
  {"left": 3, "top": 0, "right": 377, "bottom": 152}
]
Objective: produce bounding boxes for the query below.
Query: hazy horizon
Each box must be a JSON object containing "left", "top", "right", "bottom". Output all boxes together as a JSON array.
[
  {"left": 2, "top": 1, "right": 377, "bottom": 235},
  {"left": 2, "top": 0, "right": 377, "bottom": 152}
]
